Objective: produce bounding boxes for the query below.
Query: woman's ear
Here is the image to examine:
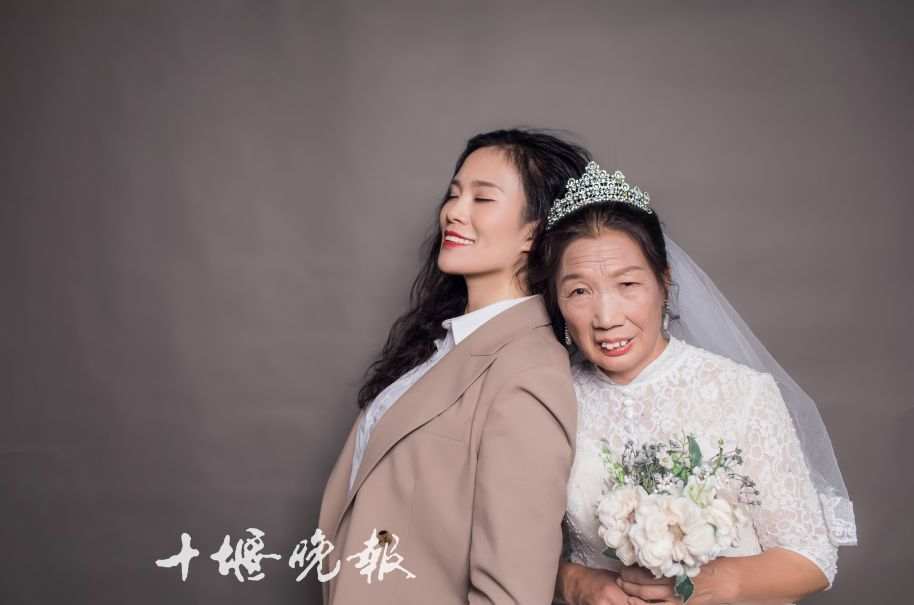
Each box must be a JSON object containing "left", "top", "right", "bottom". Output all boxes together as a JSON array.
[{"left": 519, "top": 221, "right": 538, "bottom": 254}]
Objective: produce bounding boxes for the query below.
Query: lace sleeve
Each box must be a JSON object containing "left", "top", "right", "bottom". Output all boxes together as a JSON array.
[{"left": 742, "top": 372, "right": 838, "bottom": 587}]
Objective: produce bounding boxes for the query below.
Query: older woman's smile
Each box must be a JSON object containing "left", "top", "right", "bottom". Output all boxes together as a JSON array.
[{"left": 599, "top": 336, "right": 635, "bottom": 356}]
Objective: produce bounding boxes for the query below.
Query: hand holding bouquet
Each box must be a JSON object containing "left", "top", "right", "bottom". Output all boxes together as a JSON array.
[{"left": 596, "top": 435, "right": 759, "bottom": 602}]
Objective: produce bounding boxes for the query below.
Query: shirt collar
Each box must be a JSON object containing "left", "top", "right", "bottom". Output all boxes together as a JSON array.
[{"left": 440, "top": 295, "right": 537, "bottom": 347}]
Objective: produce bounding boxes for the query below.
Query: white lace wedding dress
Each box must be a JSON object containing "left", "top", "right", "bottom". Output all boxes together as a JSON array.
[{"left": 563, "top": 336, "right": 840, "bottom": 602}]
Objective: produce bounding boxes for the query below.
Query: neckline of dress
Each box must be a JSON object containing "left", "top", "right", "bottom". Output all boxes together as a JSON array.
[{"left": 587, "top": 335, "right": 686, "bottom": 388}]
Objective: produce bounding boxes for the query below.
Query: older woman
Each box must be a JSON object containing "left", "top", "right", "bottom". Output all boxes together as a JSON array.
[{"left": 529, "top": 162, "right": 856, "bottom": 605}]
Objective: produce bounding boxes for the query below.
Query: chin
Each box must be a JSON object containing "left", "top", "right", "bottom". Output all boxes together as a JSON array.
[
  {"left": 589, "top": 347, "right": 640, "bottom": 376},
  {"left": 595, "top": 359, "right": 624, "bottom": 374},
  {"left": 439, "top": 257, "right": 492, "bottom": 276},
  {"left": 436, "top": 256, "right": 458, "bottom": 274}
]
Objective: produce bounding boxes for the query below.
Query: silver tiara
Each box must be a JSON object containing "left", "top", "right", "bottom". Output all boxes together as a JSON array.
[{"left": 545, "top": 161, "right": 652, "bottom": 230}]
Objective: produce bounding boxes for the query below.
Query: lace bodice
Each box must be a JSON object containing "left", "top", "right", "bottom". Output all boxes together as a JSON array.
[{"left": 563, "top": 336, "right": 839, "bottom": 593}]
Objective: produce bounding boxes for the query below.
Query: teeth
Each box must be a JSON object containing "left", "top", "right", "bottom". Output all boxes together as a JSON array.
[
  {"left": 444, "top": 234, "right": 474, "bottom": 245},
  {"left": 601, "top": 339, "right": 631, "bottom": 350}
]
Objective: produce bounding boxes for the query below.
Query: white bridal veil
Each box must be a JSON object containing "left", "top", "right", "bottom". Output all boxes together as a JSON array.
[{"left": 664, "top": 235, "right": 857, "bottom": 547}]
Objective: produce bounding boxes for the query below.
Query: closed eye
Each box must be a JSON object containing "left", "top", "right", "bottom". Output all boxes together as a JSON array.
[
  {"left": 474, "top": 197, "right": 495, "bottom": 202},
  {"left": 621, "top": 282, "right": 639, "bottom": 287}
]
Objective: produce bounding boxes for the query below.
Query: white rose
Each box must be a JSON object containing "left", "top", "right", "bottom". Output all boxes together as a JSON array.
[
  {"left": 597, "top": 485, "right": 643, "bottom": 524},
  {"left": 702, "top": 498, "right": 739, "bottom": 549},
  {"left": 615, "top": 536, "right": 638, "bottom": 566},
  {"left": 630, "top": 495, "right": 675, "bottom": 572},
  {"left": 668, "top": 495, "right": 703, "bottom": 528},
  {"left": 670, "top": 536, "right": 691, "bottom": 565},
  {"left": 667, "top": 496, "right": 716, "bottom": 563},
  {"left": 660, "top": 559, "right": 685, "bottom": 578},
  {"left": 683, "top": 521, "right": 717, "bottom": 563},
  {"left": 597, "top": 523, "right": 637, "bottom": 565},
  {"left": 599, "top": 522, "right": 627, "bottom": 548},
  {"left": 596, "top": 486, "right": 643, "bottom": 551}
]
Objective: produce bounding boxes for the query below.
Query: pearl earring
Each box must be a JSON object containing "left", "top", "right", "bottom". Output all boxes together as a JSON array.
[{"left": 564, "top": 323, "right": 572, "bottom": 346}]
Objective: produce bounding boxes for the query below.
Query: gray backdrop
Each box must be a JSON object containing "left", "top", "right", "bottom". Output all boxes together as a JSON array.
[{"left": 3, "top": 1, "right": 912, "bottom": 604}]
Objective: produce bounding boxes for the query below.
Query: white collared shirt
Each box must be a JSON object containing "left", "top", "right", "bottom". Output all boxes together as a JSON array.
[{"left": 348, "top": 295, "right": 536, "bottom": 493}]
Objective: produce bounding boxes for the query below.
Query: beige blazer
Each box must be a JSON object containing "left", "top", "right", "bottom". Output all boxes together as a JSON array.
[{"left": 316, "top": 294, "right": 577, "bottom": 604}]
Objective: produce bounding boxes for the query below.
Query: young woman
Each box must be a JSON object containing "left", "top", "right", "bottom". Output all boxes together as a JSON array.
[
  {"left": 529, "top": 162, "right": 856, "bottom": 605},
  {"left": 316, "top": 129, "right": 592, "bottom": 604}
]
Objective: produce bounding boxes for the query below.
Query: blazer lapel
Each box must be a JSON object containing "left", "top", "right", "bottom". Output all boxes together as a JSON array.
[
  {"left": 325, "top": 295, "right": 553, "bottom": 539},
  {"left": 330, "top": 346, "right": 495, "bottom": 538}
]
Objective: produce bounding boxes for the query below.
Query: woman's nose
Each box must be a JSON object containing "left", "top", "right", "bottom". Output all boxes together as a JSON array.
[
  {"left": 593, "top": 292, "right": 625, "bottom": 330},
  {"left": 444, "top": 194, "right": 471, "bottom": 224}
]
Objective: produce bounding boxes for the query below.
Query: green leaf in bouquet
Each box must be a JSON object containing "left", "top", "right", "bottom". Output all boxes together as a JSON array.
[
  {"left": 688, "top": 435, "right": 702, "bottom": 468},
  {"left": 672, "top": 462, "right": 688, "bottom": 482},
  {"left": 602, "top": 546, "right": 620, "bottom": 560},
  {"left": 675, "top": 575, "right": 694, "bottom": 602}
]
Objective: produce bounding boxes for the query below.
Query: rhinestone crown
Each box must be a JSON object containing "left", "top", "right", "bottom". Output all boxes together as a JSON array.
[{"left": 546, "top": 161, "right": 652, "bottom": 230}]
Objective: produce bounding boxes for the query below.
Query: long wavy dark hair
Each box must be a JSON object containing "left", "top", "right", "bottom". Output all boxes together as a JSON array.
[
  {"left": 528, "top": 201, "right": 674, "bottom": 346},
  {"left": 356, "top": 129, "right": 591, "bottom": 408}
]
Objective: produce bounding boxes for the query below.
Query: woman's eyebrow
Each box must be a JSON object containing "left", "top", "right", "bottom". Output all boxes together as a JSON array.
[
  {"left": 561, "top": 265, "right": 644, "bottom": 284},
  {"left": 450, "top": 178, "right": 504, "bottom": 192},
  {"left": 612, "top": 265, "right": 645, "bottom": 277},
  {"left": 560, "top": 272, "right": 587, "bottom": 285}
]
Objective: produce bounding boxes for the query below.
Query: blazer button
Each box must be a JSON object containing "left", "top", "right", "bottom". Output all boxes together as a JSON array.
[{"left": 377, "top": 529, "right": 392, "bottom": 545}]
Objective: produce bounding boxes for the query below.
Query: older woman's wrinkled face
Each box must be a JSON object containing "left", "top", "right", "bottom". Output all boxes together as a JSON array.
[{"left": 557, "top": 229, "right": 668, "bottom": 384}]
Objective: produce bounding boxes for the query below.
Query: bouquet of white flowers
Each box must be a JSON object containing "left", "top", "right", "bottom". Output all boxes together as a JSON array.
[{"left": 596, "top": 435, "right": 759, "bottom": 602}]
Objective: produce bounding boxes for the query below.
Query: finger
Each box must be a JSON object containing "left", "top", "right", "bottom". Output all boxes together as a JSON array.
[
  {"left": 619, "top": 566, "right": 657, "bottom": 584},
  {"left": 616, "top": 579, "right": 676, "bottom": 601},
  {"left": 619, "top": 566, "right": 670, "bottom": 585},
  {"left": 626, "top": 597, "right": 676, "bottom": 605},
  {"left": 627, "top": 599, "right": 677, "bottom": 605}
]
